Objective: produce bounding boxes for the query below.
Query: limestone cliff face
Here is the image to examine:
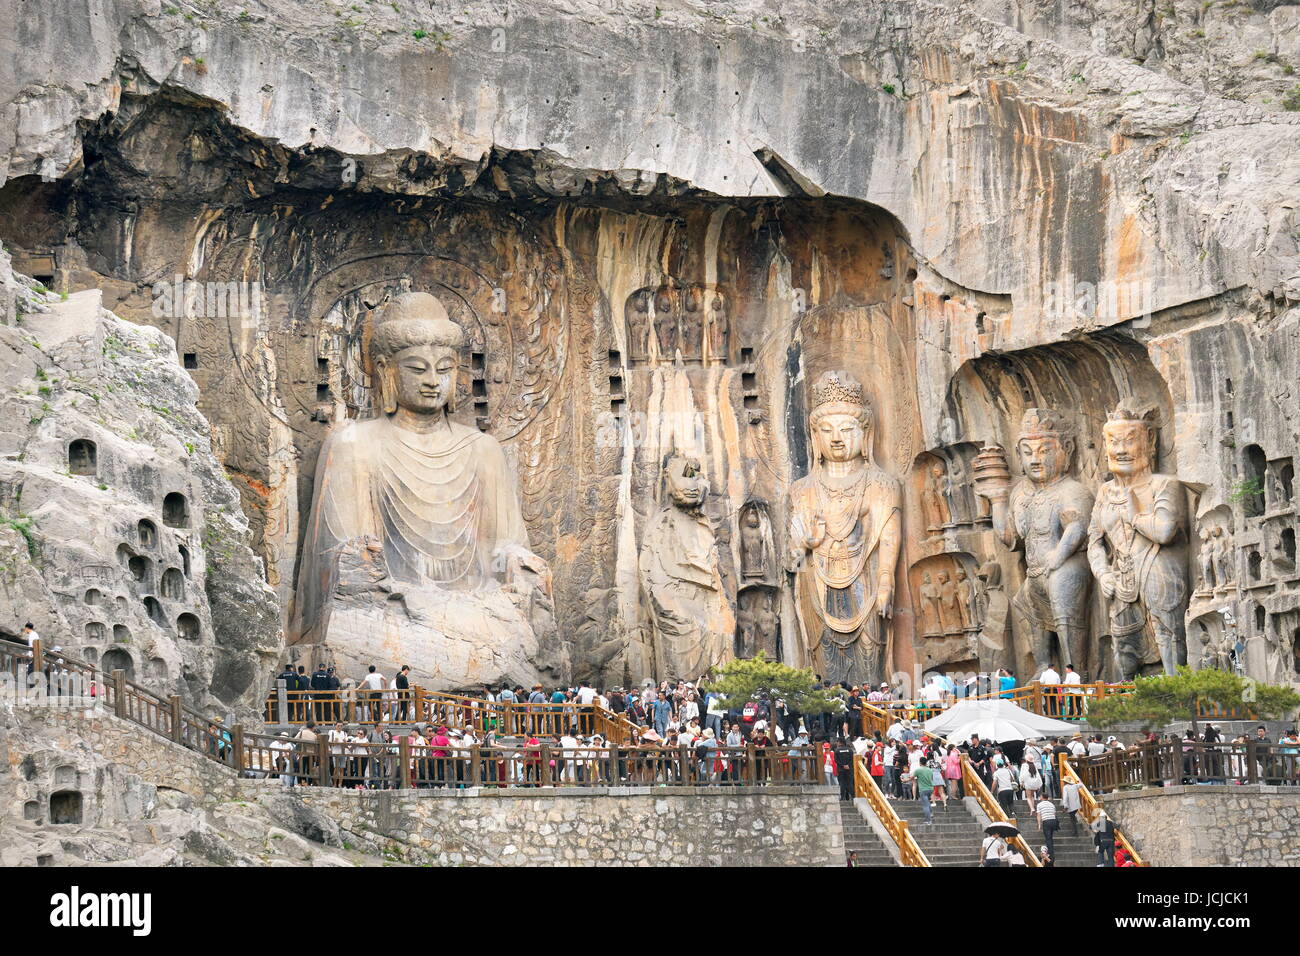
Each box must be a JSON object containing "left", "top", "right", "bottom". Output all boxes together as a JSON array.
[
  {"left": 0, "top": 0, "right": 1295, "bottom": 688},
  {"left": 0, "top": 254, "right": 280, "bottom": 711}
]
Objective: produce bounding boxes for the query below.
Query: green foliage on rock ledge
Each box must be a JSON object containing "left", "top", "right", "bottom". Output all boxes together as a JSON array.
[
  {"left": 1088, "top": 667, "right": 1300, "bottom": 732},
  {"left": 703, "top": 652, "right": 842, "bottom": 716}
]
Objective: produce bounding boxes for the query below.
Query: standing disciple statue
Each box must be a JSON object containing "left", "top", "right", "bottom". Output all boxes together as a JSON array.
[
  {"left": 639, "top": 454, "right": 734, "bottom": 680},
  {"left": 1086, "top": 401, "right": 1190, "bottom": 677},
  {"left": 973, "top": 408, "right": 1094, "bottom": 674},
  {"left": 291, "top": 292, "right": 561, "bottom": 686},
  {"left": 786, "top": 371, "right": 901, "bottom": 686}
]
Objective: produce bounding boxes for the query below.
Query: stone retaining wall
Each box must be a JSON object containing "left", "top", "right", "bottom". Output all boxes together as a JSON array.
[
  {"left": 260, "top": 782, "right": 846, "bottom": 866},
  {"left": 16, "top": 704, "right": 241, "bottom": 801},
  {"left": 1103, "top": 785, "right": 1300, "bottom": 866}
]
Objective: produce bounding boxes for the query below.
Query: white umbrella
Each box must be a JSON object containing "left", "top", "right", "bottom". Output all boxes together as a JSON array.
[{"left": 923, "top": 698, "right": 1075, "bottom": 743}]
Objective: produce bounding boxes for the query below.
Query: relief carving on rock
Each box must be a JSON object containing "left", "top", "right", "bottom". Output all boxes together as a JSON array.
[
  {"left": 973, "top": 408, "right": 1095, "bottom": 674},
  {"left": 638, "top": 453, "right": 735, "bottom": 680},
  {"left": 290, "top": 292, "right": 563, "bottom": 688},
  {"left": 1086, "top": 401, "right": 1190, "bottom": 677},
  {"left": 786, "top": 371, "right": 901, "bottom": 687},
  {"left": 625, "top": 281, "right": 729, "bottom": 366}
]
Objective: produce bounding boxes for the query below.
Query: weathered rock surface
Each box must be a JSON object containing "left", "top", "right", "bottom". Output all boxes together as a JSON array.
[
  {"left": 0, "top": 0, "right": 1294, "bottom": 689},
  {"left": 0, "top": 250, "right": 280, "bottom": 712},
  {"left": 0, "top": 707, "right": 383, "bottom": 866}
]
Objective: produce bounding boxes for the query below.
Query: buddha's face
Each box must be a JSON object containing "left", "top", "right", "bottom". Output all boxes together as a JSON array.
[
  {"left": 381, "top": 343, "right": 457, "bottom": 414},
  {"left": 1103, "top": 421, "right": 1153, "bottom": 478},
  {"left": 667, "top": 458, "right": 708, "bottom": 508},
  {"left": 1017, "top": 435, "right": 1069, "bottom": 484},
  {"left": 812, "top": 411, "right": 866, "bottom": 463}
]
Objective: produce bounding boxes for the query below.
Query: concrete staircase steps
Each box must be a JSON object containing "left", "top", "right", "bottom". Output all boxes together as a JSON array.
[
  {"left": 873, "top": 791, "right": 1103, "bottom": 867},
  {"left": 838, "top": 801, "right": 898, "bottom": 867}
]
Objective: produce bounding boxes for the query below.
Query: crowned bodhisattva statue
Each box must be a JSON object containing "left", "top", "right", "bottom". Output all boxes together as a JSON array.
[
  {"left": 291, "top": 292, "right": 563, "bottom": 687},
  {"left": 786, "top": 371, "right": 902, "bottom": 686}
]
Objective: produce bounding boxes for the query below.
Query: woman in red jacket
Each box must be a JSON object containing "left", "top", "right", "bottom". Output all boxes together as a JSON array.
[{"left": 869, "top": 740, "right": 886, "bottom": 790}]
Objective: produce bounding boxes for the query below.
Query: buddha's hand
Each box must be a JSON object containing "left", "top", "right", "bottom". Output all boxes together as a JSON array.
[
  {"left": 807, "top": 515, "right": 827, "bottom": 549},
  {"left": 876, "top": 575, "right": 894, "bottom": 620},
  {"left": 495, "top": 544, "right": 553, "bottom": 600},
  {"left": 335, "top": 536, "right": 390, "bottom": 594},
  {"left": 1098, "top": 571, "right": 1117, "bottom": 599}
]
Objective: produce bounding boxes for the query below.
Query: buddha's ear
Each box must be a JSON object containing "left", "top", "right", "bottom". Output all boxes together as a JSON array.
[{"left": 375, "top": 357, "right": 398, "bottom": 415}]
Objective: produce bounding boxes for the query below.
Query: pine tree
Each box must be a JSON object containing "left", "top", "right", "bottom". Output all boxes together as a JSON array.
[
  {"left": 703, "top": 652, "right": 843, "bottom": 718},
  {"left": 1087, "top": 666, "right": 1300, "bottom": 733}
]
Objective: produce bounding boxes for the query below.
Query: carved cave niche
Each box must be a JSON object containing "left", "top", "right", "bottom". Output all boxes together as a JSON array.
[
  {"left": 735, "top": 585, "right": 780, "bottom": 660},
  {"left": 49, "top": 790, "right": 83, "bottom": 825},
  {"left": 943, "top": 334, "right": 1177, "bottom": 675},
  {"left": 162, "top": 492, "right": 189, "bottom": 529},
  {"left": 943, "top": 333, "right": 1177, "bottom": 496},
  {"left": 161, "top": 567, "right": 185, "bottom": 601},
  {"left": 177, "top": 613, "right": 201, "bottom": 641},
  {"left": 1241, "top": 445, "right": 1268, "bottom": 518},
  {"left": 912, "top": 444, "right": 986, "bottom": 538},
  {"left": 1268, "top": 457, "right": 1294, "bottom": 509},
  {"left": 1188, "top": 610, "right": 1236, "bottom": 673},
  {"left": 67, "top": 439, "right": 97, "bottom": 477},
  {"left": 1192, "top": 505, "right": 1236, "bottom": 598},
  {"left": 137, "top": 519, "right": 157, "bottom": 549},
  {"left": 736, "top": 500, "right": 775, "bottom": 586},
  {"left": 100, "top": 646, "right": 134, "bottom": 678},
  {"left": 908, "top": 552, "right": 980, "bottom": 670},
  {"left": 83, "top": 623, "right": 104, "bottom": 644}
]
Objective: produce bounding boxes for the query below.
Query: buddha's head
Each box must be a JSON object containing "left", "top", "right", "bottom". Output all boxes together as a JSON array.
[
  {"left": 1103, "top": 400, "right": 1158, "bottom": 479},
  {"left": 1015, "top": 408, "right": 1076, "bottom": 485},
  {"left": 370, "top": 292, "right": 465, "bottom": 416},
  {"left": 665, "top": 454, "right": 708, "bottom": 511},
  {"left": 808, "top": 370, "right": 874, "bottom": 465}
]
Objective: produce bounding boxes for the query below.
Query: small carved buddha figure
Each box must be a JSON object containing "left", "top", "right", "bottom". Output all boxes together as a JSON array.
[
  {"left": 739, "top": 506, "right": 769, "bottom": 580},
  {"left": 1086, "top": 401, "right": 1189, "bottom": 677},
  {"left": 974, "top": 408, "right": 1094, "bottom": 674},
  {"left": 786, "top": 371, "right": 901, "bottom": 686}
]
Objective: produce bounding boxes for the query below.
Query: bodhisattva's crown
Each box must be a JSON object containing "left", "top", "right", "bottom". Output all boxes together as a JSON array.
[
  {"left": 809, "top": 370, "right": 866, "bottom": 410},
  {"left": 1019, "top": 407, "right": 1075, "bottom": 441}
]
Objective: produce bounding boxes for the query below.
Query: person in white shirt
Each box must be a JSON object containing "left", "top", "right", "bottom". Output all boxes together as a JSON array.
[
  {"left": 887, "top": 719, "right": 906, "bottom": 742},
  {"left": 1060, "top": 778, "right": 1083, "bottom": 834},
  {"left": 1062, "top": 664, "right": 1083, "bottom": 717},
  {"left": 883, "top": 742, "right": 898, "bottom": 798},
  {"left": 328, "top": 723, "right": 350, "bottom": 787},
  {"left": 270, "top": 732, "right": 295, "bottom": 787},
  {"left": 559, "top": 730, "right": 580, "bottom": 782},
  {"left": 1086, "top": 735, "right": 1106, "bottom": 757},
  {"left": 1068, "top": 734, "right": 1087, "bottom": 758},
  {"left": 992, "top": 762, "right": 1018, "bottom": 817},
  {"left": 1039, "top": 665, "right": 1061, "bottom": 716},
  {"left": 980, "top": 833, "right": 1011, "bottom": 867},
  {"left": 359, "top": 665, "right": 386, "bottom": 722}
]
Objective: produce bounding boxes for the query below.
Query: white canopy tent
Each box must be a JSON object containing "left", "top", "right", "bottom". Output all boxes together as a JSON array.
[{"left": 922, "top": 698, "right": 1077, "bottom": 743}]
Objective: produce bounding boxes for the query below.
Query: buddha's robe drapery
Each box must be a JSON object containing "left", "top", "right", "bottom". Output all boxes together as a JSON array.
[{"left": 292, "top": 414, "right": 531, "bottom": 645}]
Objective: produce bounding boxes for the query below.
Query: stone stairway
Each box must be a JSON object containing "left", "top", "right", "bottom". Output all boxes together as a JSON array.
[
  {"left": 839, "top": 800, "right": 898, "bottom": 867},
  {"left": 1003, "top": 797, "right": 1101, "bottom": 867},
  {"left": 886, "top": 792, "right": 986, "bottom": 867},
  {"left": 879, "top": 791, "right": 1104, "bottom": 867}
]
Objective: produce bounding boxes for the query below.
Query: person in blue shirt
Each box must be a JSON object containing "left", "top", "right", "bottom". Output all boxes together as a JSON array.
[
  {"left": 998, "top": 669, "right": 1016, "bottom": 699},
  {"left": 652, "top": 692, "right": 673, "bottom": 736}
]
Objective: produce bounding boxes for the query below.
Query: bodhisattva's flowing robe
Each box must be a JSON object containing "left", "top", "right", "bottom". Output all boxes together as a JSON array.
[
  {"left": 788, "top": 466, "right": 901, "bottom": 685},
  {"left": 292, "top": 414, "right": 531, "bottom": 645}
]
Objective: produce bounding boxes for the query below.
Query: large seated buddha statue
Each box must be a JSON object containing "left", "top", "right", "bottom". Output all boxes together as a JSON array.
[{"left": 290, "top": 292, "right": 565, "bottom": 688}]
